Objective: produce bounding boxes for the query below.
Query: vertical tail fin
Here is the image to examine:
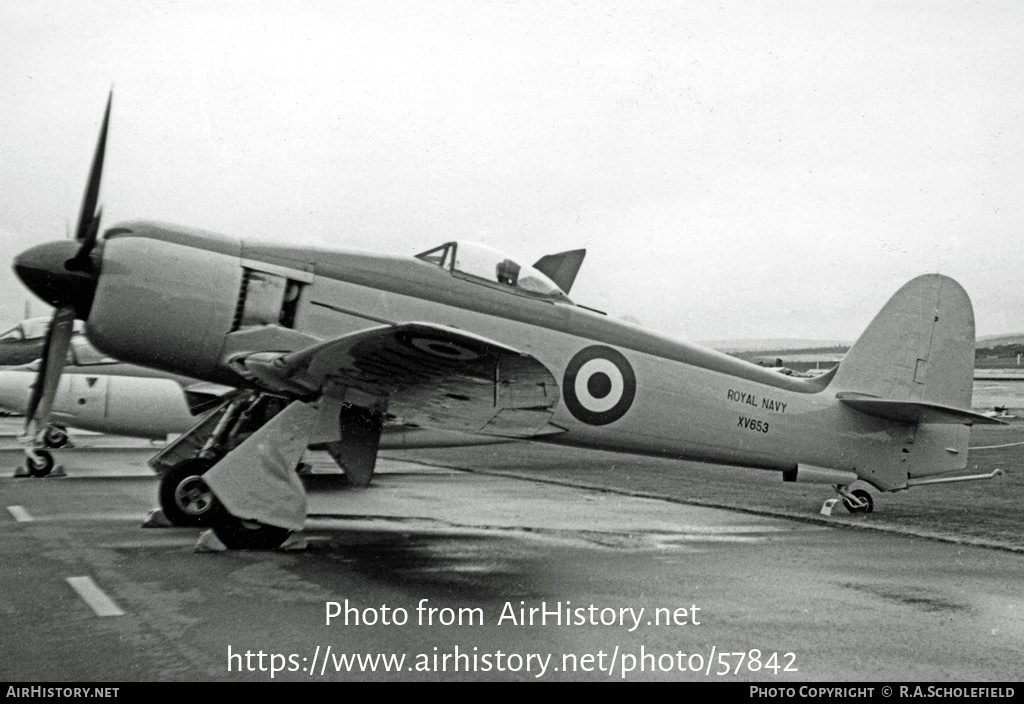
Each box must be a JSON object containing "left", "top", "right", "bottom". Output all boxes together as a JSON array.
[{"left": 828, "top": 274, "right": 975, "bottom": 410}]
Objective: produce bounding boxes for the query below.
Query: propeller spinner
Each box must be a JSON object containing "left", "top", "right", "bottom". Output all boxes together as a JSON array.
[{"left": 13, "top": 92, "right": 111, "bottom": 443}]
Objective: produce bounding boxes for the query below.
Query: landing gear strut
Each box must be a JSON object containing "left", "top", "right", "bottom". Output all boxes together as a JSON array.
[
  {"left": 200, "top": 400, "right": 321, "bottom": 550},
  {"left": 152, "top": 393, "right": 380, "bottom": 549},
  {"left": 152, "top": 391, "right": 289, "bottom": 527}
]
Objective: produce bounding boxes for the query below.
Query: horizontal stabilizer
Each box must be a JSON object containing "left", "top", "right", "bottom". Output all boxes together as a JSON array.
[{"left": 836, "top": 392, "right": 1007, "bottom": 425}]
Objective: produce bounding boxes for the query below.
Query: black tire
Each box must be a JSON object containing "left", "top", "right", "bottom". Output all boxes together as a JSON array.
[
  {"left": 158, "top": 458, "right": 216, "bottom": 527},
  {"left": 209, "top": 501, "right": 291, "bottom": 550},
  {"left": 843, "top": 488, "right": 873, "bottom": 514},
  {"left": 26, "top": 450, "right": 55, "bottom": 477},
  {"left": 42, "top": 425, "right": 70, "bottom": 449}
]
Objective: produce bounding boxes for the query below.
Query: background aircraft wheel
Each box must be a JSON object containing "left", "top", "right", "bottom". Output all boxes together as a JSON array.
[
  {"left": 842, "top": 488, "right": 873, "bottom": 514},
  {"left": 26, "top": 450, "right": 55, "bottom": 477},
  {"left": 209, "top": 502, "right": 291, "bottom": 550},
  {"left": 159, "top": 458, "right": 216, "bottom": 526},
  {"left": 42, "top": 425, "right": 70, "bottom": 449}
]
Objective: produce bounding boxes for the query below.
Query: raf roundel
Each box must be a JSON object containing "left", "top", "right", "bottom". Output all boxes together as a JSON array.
[
  {"left": 408, "top": 336, "right": 480, "bottom": 361},
  {"left": 397, "top": 331, "right": 482, "bottom": 362},
  {"left": 562, "top": 346, "right": 636, "bottom": 425}
]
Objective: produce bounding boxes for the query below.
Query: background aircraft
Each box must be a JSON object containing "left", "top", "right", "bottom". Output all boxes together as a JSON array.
[
  {"left": 11, "top": 95, "right": 1004, "bottom": 549},
  {"left": 0, "top": 322, "right": 231, "bottom": 476},
  {"left": 0, "top": 317, "right": 85, "bottom": 368},
  {"left": 0, "top": 317, "right": 94, "bottom": 446}
]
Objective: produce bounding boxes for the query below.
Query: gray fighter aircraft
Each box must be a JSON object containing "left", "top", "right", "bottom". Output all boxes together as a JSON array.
[{"left": 12, "top": 94, "right": 1004, "bottom": 549}]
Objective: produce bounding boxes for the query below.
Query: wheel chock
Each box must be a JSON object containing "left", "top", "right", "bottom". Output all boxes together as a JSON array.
[
  {"left": 820, "top": 498, "right": 840, "bottom": 516},
  {"left": 141, "top": 509, "right": 173, "bottom": 528},
  {"left": 194, "top": 530, "right": 228, "bottom": 552},
  {"left": 279, "top": 532, "right": 308, "bottom": 551},
  {"left": 12, "top": 464, "right": 66, "bottom": 478}
]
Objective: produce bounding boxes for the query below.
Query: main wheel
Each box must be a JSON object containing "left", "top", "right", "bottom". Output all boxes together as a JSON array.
[
  {"left": 842, "top": 488, "right": 873, "bottom": 514},
  {"left": 209, "top": 502, "right": 291, "bottom": 550},
  {"left": 158, "top": 458, "right": 216, "bottom": 526},
  {"left": 42, "top": 425, "right": 70, "bottom": 449},
  {"left": 26, "top": 450, "right": 55, "bottom": 477}
]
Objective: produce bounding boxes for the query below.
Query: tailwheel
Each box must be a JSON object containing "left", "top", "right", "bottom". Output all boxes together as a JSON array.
[
  {"left": 26, "top": 450, "right": 55, "bottom": 477},
  {"left": 158, "top": 458, "right": 216, "bottom": 526},
  {"left": 209, "top": 502, "right": 291, "bottom": 550},
  {"left": 842, "top": 488, "right": 873, "bottom": 514}
]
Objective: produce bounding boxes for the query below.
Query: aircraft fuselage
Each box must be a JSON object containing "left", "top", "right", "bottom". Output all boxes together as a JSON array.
[{"left": 84, "top": 221, "right": 968, "bottom": 491}]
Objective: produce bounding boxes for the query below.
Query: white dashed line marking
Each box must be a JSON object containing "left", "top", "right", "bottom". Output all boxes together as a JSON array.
[
  {"left": 7, "top": 505, "right": 33, "bottom": 522},
  {"left": 65, "top": 576, "right": 125, "bottom": 617}
]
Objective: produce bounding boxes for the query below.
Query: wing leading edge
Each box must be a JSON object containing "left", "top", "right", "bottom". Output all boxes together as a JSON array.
[{"left": 233, "top": 322, "right": 562, "bottom": 438}]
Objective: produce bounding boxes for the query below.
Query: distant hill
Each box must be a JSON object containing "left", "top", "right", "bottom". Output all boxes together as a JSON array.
[
  {"left": 703, "top": 334, "right": 1024, "bottom": 356},
  {"left": 701, "top": 339, "right": 851, "bottom": 354},
  {"left": 977, "top": 333, "right": 1024, "bottom": 349}
]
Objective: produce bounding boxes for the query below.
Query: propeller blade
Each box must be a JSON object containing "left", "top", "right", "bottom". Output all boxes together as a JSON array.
[
  {"left": 23, "top": 305, "right": 75, "bottom": 438},
  {"left": 65, "top": 91, "right": 111, "bottom": 270}
]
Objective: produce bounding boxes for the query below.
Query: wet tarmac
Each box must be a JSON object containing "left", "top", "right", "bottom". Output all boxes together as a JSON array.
[{"left": 0, "top": 435, "right": 1021, "bottom": 682}]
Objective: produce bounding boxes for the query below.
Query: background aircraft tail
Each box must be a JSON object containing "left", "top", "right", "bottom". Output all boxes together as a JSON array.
[{"left": 827, "top": 274, "right": 976, "bottom": 412}]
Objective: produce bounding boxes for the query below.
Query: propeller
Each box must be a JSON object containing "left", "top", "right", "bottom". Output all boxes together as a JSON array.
[
  {"left": 14, "top": 91, "right": 111, "bottom": 441},
  {"left": 65, "top": 91, "right": 110, "bottom": 273},
  {"left": 22, "top": 306, "right": 75, "bottom": 439}
]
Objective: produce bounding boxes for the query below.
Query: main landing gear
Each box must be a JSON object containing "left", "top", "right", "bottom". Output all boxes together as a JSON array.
[
  {"left": 158, "top": 457, "right": 216, "bottom": 526},
  {"left": 206, "top": 502, "right": 292, "bottom": 550},
  {"left": 150, "top": 392, "right": 382, "bottom": 549},
  {"left": 198, "top": 400, "right": 323, "bottom": 550},
  {"left": 150, "top": 392, "right": 288, "bottom": 527}
]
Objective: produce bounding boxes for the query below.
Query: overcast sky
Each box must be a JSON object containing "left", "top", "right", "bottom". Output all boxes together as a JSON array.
[{"left": 2, "top": 0, "right": 1022, "bottom": 343}]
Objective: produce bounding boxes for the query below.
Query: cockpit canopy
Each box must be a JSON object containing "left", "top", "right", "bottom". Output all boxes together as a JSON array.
[
  {"left": 416, "top": 241, "right": 568, "bottom": 299},
  {"left": 0, "top": 317, "right": 115, "bottom": 368}
]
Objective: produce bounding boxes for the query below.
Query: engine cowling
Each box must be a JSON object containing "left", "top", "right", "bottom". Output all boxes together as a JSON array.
[{"left": 86, "top": 223, "right": 242, "bottom": 384}]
